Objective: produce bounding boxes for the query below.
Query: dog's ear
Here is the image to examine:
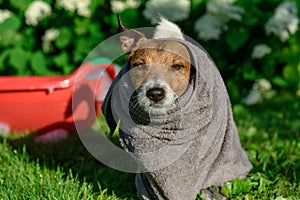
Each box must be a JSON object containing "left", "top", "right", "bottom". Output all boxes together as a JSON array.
[{"left": 118, "top": 15, "right": 145, "bottom": 57}]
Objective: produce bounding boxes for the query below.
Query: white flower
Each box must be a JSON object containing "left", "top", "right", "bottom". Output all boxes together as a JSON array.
[
  {"left": 241, "top": 89, "right": 261, "bottom": 105},
  {"left": 242, "top": 78, "right": 275, "bottom": 105},
  {"left": 194, "top": 14, "right": 226, "bottom": 41},
  {"left": 57, "top": 0, "right": 76, "bottom": 12},
  {"left": 57, "top": 0, "right": 91, "bottom": 17},
  {"left": 25, "top": 1, "right": 51, "bottom": 26},
  {"left": 111, "top": 0, "right": 140, "bottom": 13},
  {"left": 194, "top": 0, "right": 244, "bottom": 41},
  {"left": 265, "top": 1, "right": 299, "bottom": 42},
  {"left": 42, "top": 28, "right": 59, "bottom": 42},
  {"left": 0, "top": 9, "right": 12, "bottom": 24},
  {"left": 254, "top": 79, "right": 272, "bottom": 92},
  {"left": 251, "top": 44, "right": 272, "bottom": 59},
  {"left": 143, "top": 0, "right": 190, "bottom": 24},
  {"left": 207, "top": 0, "right": 244, "bottom": 22},
  {"left": 77, "top": 0, "right": 91, "bottom": 17},
  {"left": 42, "top": 28, "right": 59, "bottom": 53}
]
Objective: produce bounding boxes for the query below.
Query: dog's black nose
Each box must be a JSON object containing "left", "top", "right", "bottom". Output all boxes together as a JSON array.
[{"left": 146, "top": 88, "right": 165, "bottom": 102}]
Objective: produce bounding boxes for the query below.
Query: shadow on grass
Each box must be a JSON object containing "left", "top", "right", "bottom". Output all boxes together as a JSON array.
[{"left": 2, "top": 131, "right": 137, "bottom": 200}]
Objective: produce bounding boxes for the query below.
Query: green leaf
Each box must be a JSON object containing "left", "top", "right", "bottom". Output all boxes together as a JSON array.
[
  {"left": 226, "top": 27, "right": 249, "bottom": 51},
  {"left": 191, "top": 0, "right": 204, "bottom": 10},
  {"left": 62, "top": 65, "right": 75, "bottom": 75},
  {"left": 0, "top": 30, "right": 17, "bottom": 46},
  {"left": 272, "top": 76, "right": 290, "bottom": 88},
  {"left": 8, "top": 47, "right": 30, "bottom": 75},
  {"left": 54, "top": 27, "right": 73, "bottom": 49},
  {"left": 30, "top": 51, "right": 49, "bottom": 75},
  {"left": 90, "top": 0, "right": 104, "bottom": 13},
  {"left": 0, "top": 50, "right": 9, "bottom": 71},
  {"left": 0, "top": 15, "right": 21, "bottom": 31},
  {"left": 22, "top": 28, "right": 36, "bottom": 49},
  {"left": 243, "top": 16, "right": 259, "bottom": 26},
  {"left": 221, "top": 182, "right": 232, "bottom": 198},
  {"left": 73, "top": 37, "right": 93, "bottom": 63},
  {"left": 119, "top": 8, "right": 139, "bottom": 25},
  {"left": 0, "top": 15, "right": 22, "bottom": 47},
  {"left": 74, "top": 20, "right": 88, "bottom": 35},
  {"left": 53, "top": 51, "right": 70, "bottom": 67},
  {"left": 257, "top": 173, "right": 273, "bottom": 193},
  {"left": 283, "top": 65, "right": 299, "bottom": 83},
  {"left": 9, "top": 0, "right": 31, "bottom": 11},
  {"left": 231, "top": 178, "right": 252, "bottom": 195}
]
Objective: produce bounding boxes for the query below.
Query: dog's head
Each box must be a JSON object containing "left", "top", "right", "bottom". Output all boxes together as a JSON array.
[{"left": 118, "top": 18, "right": 192, "bottom": 115}]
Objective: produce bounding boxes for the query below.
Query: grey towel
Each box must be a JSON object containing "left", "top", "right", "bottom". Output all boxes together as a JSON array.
[{"left": 102, "top": 38, "right": 252, "bottom": 200}]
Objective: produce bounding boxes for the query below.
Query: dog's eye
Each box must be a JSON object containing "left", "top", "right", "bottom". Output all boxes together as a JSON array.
[
  {"left": 132, "top": 63, "right": 144, "bottom": 67},
  {"left": 172, "top": 63, "right": 184, "bottom": 70},
  {"left": 132, "top": 63, "right": 140, "bottom": 67},
  {"left": 133, "top": 63, "right": 147, "bottom": 70}
]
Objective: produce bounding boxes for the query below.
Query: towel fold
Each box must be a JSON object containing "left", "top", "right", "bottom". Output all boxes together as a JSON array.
[{"left": 102, "top": 38, "right": 252, "bottom": 200}]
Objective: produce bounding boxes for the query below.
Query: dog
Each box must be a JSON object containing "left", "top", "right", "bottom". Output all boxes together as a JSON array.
[
  {"left": 102, "top": 17, "right": 252, "bottom": 200},
  {"left": 118, "top": 17, "right": 193, "bottom": 116}
]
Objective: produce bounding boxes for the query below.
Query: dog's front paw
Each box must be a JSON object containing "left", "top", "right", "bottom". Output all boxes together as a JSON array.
[{"left": 201, "top": 186, "right": 226, "bottom": 200}]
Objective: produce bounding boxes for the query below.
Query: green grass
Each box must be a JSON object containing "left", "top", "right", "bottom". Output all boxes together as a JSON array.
[
  {"left": 0, "top": 95, "right": 299, "bottom": 199},
  {"left": 220, "top": 96, "right": 300, "bottom": 199}
]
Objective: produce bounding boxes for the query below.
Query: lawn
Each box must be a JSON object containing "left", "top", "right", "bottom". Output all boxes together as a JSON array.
[{"left": 0, "top": 95, "right": 299, "bottom": 199}]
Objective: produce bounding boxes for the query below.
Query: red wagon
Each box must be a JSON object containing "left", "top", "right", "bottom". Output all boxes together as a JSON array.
[{"left": 0, "top": 58, "right": 116, "bottom": 142}]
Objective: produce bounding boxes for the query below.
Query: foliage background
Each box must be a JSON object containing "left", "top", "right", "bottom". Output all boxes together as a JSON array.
[
  {"left": 0, "top": 1, "right": 299, "bottom": 199},
  {"left": 0, "top": 0, "right": 299, "bottom": 102}
]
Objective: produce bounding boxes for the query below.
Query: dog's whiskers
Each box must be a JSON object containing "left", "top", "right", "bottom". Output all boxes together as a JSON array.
[{"left": 129, "top": 98, "right": 140, "bottom": 110}]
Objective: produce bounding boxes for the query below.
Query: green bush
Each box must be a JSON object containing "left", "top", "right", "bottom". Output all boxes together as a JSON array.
[
  {"left": 0, "top": 0, "right": 114, "bottom": 75},
  {"left": 0, "top": 0, "right": 299, "bottom": 101}
]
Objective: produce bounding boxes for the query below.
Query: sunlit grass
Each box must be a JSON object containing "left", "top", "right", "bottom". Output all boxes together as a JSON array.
[{"left": 0, "top": 95, "right": 299, "bottom": 199}]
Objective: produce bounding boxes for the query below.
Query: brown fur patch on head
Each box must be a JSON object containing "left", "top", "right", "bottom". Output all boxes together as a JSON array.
[
  {"left": 128, "top": 39, "right": 191, "bottom": 96},
  {"left": 118, "top": 18, "right": 191, "bottom": 97}
]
